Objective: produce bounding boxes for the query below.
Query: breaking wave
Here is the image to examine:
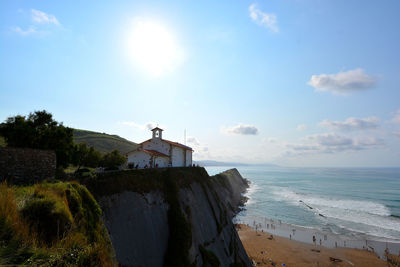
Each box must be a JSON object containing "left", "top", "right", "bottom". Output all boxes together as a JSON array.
[{"left": 270, "top": 186, "right": 400, "bottom": 236}]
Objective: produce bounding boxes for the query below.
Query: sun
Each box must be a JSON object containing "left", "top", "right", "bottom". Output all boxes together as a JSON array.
[{"left": 126, "top": 19, "right": 183, "bottom": 76}]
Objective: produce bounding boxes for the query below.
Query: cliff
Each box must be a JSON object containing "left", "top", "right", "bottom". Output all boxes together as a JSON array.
[{"left": 84, "top": 167, "right": 251, "bottom": 267}]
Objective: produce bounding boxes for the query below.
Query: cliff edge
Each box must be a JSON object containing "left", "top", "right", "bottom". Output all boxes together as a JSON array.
[{"left": 84, "top": 167, "right": 251, "bottom": 267}]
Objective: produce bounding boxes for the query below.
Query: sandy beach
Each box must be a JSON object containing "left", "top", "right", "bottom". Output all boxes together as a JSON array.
[{"left": 237, "top": 224, "right": 400, "bottom": 267}]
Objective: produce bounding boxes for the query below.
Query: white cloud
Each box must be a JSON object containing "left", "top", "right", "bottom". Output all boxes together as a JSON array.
[
  {"left": 119, "top": 121, "right": 159, "bottom": 131},
  {"left": 31, "top": 9, "right": 59, "bottom": 25},
  {"left": 286, "top": 133, "right": 383, "bottom": 155},
  {"left": 308, "top": 68, "right": 376, "bottom": 94},
  {"left": 186, "top": 137, "right": 210, "bottom": 159},
  {"left": 296, "top": 124, "right": 307, "bottom": 131},
  {"left": 392, "top": 109, "right": 400, "bottom": 123},
  {"left": 12, "top": 9, "right": 60, "bottom": 36},
  {"left": 319, "top": 117, "right": 379, "bottom": 131},
  {"left": 222, "top": 124, "right": 259, "bottom": 135},
  {"left": 248, "top": 4, "right": 278, "bottom": 33},
  {"left": 12, "top": 26, "right": 37, "bottom": 36},
  {"left": 265, "top": 137, "right": 278, "bottom": 143},
  {"left": 306, "top": 133, "right": 353, "bottom": 148}
]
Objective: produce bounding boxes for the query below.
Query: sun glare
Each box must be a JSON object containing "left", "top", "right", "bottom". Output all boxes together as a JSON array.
[{"left": 126, "top": 19, "right": 183, "bottom": 76}]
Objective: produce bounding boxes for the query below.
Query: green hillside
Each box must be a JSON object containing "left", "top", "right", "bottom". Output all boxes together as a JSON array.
[{"left": 73, "top": 129, "right": 138, "bottom": 154}]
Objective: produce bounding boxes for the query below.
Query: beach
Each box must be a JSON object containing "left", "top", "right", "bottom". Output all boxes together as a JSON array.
[
  {"left": 235, "top": 216, "right": 400, "bottom": 259},
  {"left": 237, "top": 224, "right": 399, "bottom": 267}
]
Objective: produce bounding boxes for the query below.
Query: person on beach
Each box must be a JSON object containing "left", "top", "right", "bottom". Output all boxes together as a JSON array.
[
  {"left": 319, "top": 239, "right": 322, "bottom": 246},
  {"left": 313, "top": 235, "right": 316, "bottom": 246},
  {"left": 289, "top": 234, "right": 291, "bottom": 240}
]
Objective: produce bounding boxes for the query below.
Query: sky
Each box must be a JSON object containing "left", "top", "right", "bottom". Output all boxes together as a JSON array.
[{"left": 1, "top": 0, "right": 400, "bottom": 167}]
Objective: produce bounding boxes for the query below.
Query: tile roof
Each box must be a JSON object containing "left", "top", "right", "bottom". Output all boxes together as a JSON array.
[
  {"left": 142, "top": 149, "right": 169, "bottom": 158},
  {"left": 139, "top": 139, "right": 193, "bottom": 151},
  {"left": 161, "top": 139, "right": 193, "bottom": 151},
  {"left": 125, "top": 147, "right": 170, "bottom": 157},
  {"left": 151, "top": 127, "right": 164, "bottom": 131}
]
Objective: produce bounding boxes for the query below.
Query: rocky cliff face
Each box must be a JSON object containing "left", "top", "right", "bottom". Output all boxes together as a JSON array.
[{"left": 85, "top": 167, "right": 250, "bottom": 267}]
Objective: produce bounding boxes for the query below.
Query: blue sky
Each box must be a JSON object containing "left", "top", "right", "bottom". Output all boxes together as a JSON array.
[{"left": 1, "top": 0, "right": 400, "bottom": 167}]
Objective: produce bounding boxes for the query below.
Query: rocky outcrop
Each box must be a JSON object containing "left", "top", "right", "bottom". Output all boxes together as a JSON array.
[
  {"left": 181, "top": 169, "right": 250, "bottom": 266},
  {"left": 86, "top": 167, "right": 250, "bottom": 267}
]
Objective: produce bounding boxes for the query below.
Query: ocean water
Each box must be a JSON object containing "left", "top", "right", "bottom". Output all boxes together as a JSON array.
[{"left": 205, "top": 166, "right": 400, "bottom": 242}]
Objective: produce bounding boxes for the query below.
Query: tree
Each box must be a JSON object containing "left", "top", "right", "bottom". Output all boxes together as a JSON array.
[
  {"left": 0, "top": 110, "right": 74, "bottom": 168},
  {"left": 100, "top": 150, "right": 127, "bottom": 169},
  {"left": 72, "top": 143, "right": 102, "bottom": 171}
]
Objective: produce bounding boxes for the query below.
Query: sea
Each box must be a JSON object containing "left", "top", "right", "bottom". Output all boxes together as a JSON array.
[{"left": 205, "top": 165, "right": 400, "bottom": 245}]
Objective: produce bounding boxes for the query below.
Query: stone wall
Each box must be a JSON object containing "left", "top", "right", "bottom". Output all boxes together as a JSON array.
[{"left": 0, "top": 147, "right": 56, "bottom": 184}]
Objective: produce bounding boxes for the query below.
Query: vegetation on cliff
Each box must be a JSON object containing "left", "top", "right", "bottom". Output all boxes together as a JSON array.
[
  {"left": 0, "top": 182, "right": 115, "bottom": 266},
  {"left": 0, "top": 136, "right": 6, "bottom": 147},
  {"left": 163, "top": 169, "right": 192, "bottom": 267},
  {"left": 83, "top": 167, "right": 209, "bottom": 196}
]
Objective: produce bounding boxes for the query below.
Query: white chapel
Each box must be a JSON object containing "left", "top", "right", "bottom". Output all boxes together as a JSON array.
[{"left": 126, "top": 127, "right": 193, "bottom": 168}]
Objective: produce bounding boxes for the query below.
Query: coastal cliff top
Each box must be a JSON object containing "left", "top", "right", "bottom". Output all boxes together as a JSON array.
[{"left": 82, "top": 167, "right": 248, "bottom": 198}]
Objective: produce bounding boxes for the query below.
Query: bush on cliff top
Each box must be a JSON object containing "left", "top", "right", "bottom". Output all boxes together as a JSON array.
[
  {"left": 0, "top": 182, "right": 115, "bottom": 266},
  {"left": 0, "top": 110, "right": 75, "bottom": 168}
]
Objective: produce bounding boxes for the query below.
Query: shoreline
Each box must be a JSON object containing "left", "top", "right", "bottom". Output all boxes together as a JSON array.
[
  {"left": 234, "top": 216, "right": 400, "bottom": 259},
  {"left": 237, "top": 224, "right": 400, "bottom": 267}
]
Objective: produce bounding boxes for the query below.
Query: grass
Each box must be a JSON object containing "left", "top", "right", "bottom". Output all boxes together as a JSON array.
[
  {"left": 0, "top": 136, "right": 5, "bottom": 147},
  {"left": 0, "top": 181, "right": 115, "bottom": 266},
  {"left": 73, "top": 129, "right": 138, "bottom": 154}
]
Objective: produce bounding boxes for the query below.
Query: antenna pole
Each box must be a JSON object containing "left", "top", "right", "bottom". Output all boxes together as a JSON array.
[{"left": 184, "top": 129, "right": 186, "bottom": 145}]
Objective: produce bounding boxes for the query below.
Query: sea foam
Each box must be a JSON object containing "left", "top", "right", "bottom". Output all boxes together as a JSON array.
[{"left": 271, "top": 186, "right": 400, "bottom": 236}]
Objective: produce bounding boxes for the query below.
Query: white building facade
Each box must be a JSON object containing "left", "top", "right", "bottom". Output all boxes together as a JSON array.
[{"left": 126, "top": 127, "right": 193, "bottom": 168}]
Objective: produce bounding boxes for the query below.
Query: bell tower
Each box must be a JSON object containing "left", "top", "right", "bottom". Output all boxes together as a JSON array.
[{"left": 151, "top": 127, "right": 163, "bottom": 140}]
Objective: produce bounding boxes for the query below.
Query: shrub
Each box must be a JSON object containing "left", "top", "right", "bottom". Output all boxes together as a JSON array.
[
  {"left": 21, "top": 198, "right": 72, "bottom": 245},
  {"left": 0, "top": 182, "right": 115, "bottom": 266},
  {"left": 100, "top": 150, "right": 126, "bottom": 169},
  {"left": 67, "top": 183, "right": 102, "bottom": 241},
  {"left": 0, "top": 110, "right": 75, "bottom": 168}
]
